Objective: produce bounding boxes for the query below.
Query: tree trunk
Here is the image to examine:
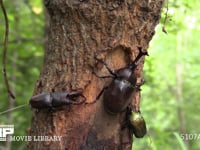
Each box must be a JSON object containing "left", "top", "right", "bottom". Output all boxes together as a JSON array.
[{"left": 28, "top": 0, "right": 164, "bottom": 149}]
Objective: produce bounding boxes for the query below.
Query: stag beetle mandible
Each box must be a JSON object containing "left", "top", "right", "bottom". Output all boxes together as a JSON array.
[
  {"left": 30, "top": 91, "right": 86, "bottom": 109},
  {"left": 88, "top": 47, "right": 148, "bottom": 114}
]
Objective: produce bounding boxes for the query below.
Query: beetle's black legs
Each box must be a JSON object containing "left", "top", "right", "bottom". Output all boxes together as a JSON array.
[
  {"left": 85, "top": 86, "right": 108, "bottom": 104},
  {"left": 86, "top": 54, "right": 113, "bottom": 104},
  {"left": 135, "top": 80, "right": 145, "bottom": 90},
  {"left": 94, "top": 55, "right": 117, "bottom": 78},
  {"left": 129, "top": 80, "right": 144, "bottom": 90},
  {"left": 92, "top": 70, "right": 114, "bottom": 79}
]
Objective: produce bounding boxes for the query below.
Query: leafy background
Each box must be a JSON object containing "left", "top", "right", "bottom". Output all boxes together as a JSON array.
[
  {"left": 0, "top": 0, "right": 200, "bottom": 149},
  {"left": 0, "top": 0, "right": 44, "bottom": 149}
]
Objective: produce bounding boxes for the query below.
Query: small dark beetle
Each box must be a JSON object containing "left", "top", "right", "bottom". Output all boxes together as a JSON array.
[
  {"left": 30, "top": 91, "right": 85, "bottom": 109},
  {"left": 89, "top": 47, "right": 148, "bottom": 114},
  {"left": 127, "top": 108, "right": 147, "bottom": 138}
]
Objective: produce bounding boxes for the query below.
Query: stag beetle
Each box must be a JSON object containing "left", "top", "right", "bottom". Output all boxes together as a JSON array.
[
  {"left": 88, "top": 47, "right": 148, "bottom": 114},
  {"left": 126, "top": 107, "right": 147, "bottom": 138},
  {"left": 30, "top": 91, "right": 86, "bottom": 109}
]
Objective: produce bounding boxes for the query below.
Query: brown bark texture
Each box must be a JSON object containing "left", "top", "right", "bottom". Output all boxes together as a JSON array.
[{"left": 28, "top": 0, "right": 164, "bottom": 150}]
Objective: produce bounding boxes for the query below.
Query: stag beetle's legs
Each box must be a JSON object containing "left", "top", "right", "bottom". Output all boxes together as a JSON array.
[{"left": 85, "top": 86, "right": 108, "bottom": 104}]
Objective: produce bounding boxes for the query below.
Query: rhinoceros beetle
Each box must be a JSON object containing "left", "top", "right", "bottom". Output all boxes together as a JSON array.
[
  {"left": 88, "top": 47, "right": 148, "bottom": 114},
  {"left": 126, "top": 107, "right": 147, "bottom": 138},
  {"left": 30, "top": 91, "right": 86, "bottom": 109}
]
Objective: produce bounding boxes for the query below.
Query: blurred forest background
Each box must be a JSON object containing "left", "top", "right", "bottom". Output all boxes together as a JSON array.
[{"left": 0, "top": 0, "right": 199, "bottom": 150}]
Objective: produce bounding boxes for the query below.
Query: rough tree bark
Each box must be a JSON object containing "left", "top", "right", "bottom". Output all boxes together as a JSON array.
[{"left": 28, "top": 0, "right": 164, "bottom": 149}]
